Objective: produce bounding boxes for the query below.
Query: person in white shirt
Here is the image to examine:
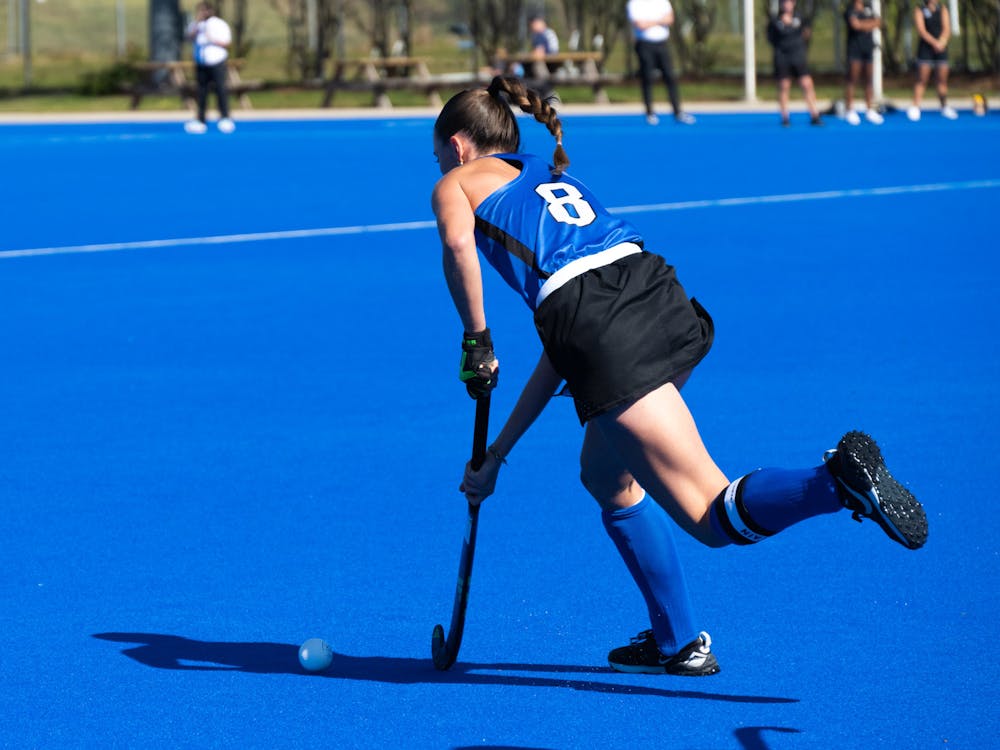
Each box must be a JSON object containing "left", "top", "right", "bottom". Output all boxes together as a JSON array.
[
  {"left": 626, "top": 0, "right": 695, "bottom": 125},
  {"left": 184, "top": 2, "right": 234, "bottom": 134}
]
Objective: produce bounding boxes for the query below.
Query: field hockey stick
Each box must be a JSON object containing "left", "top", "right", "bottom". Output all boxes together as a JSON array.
[{"left": 431, "top": 395, "right": 491, "bottom": 671}]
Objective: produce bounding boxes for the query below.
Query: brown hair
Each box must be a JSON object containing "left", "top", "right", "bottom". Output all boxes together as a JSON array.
[{"left": 434, "top": 75, "right": 569, "bottom": 176}]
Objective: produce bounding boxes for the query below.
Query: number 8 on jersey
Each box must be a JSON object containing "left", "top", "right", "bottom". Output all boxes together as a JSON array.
[{"left": 535, "top": 182, "right": 597, "bottom": 227}]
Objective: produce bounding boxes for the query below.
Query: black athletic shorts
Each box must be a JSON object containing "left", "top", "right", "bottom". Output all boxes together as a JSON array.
[
  {"left": 533, "top": 251, "right": 714, "bottom": 424},
  {"left": 774, "top": 49, "right": 809, "bottom": 79},
  {"left": 916, "top": 45, "right": 949, "bottom": 66},
  {"left": 847, "top": 38, "right": 875, "bottom": 63}
]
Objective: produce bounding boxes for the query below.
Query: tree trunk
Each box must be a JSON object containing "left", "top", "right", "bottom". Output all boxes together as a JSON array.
[{"left": 149, "top": 0, "right": 182, "bottom": 63}]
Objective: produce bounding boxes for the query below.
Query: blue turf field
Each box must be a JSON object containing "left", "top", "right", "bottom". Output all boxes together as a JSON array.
[{"left": 2, "top": 109, "right": 998, "bottom": 749}]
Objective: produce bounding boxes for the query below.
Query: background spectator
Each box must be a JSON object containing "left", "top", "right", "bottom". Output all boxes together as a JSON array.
[
  {"left": 529, "top": 15, "right": 560, "bottom": 57},
  {"left": 766, "top": 0, "right": 822, "bottom": 127},
  {"left": 843, "top": 0, "right": 883, "bottom": 125},
  {"left": 627, "top": 0, "right": 696, "bottom": 125},
  {"left": 184, "top": 2, "right": 234, "bottom": 134},
  {"left": 908, "top": 0, "right": 957, "bottom": 121}
]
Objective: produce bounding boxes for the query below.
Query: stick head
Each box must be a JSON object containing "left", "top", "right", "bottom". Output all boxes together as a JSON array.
[{"left": 431, "top": 624, "right": 454, "bottom": 670}]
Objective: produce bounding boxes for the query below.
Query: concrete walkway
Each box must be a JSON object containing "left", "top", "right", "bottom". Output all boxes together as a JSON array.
[{"left": 0, "top": 97, "right": 982, "bottom": 124}]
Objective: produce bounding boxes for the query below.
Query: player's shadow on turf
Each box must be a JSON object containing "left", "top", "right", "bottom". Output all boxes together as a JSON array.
[{"left": 92, "top": 633, "right": 797, "bottom": 705}]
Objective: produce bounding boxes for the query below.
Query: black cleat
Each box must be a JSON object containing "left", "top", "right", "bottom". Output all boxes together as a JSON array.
[
  {"left": 608, "top": 630, "right": 720, "bottom": 676},
  {"left": 824, "top": 431, "right": 928, "bottom": 550}
]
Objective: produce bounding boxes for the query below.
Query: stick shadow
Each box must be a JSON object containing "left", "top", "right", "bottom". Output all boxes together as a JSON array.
[
  {"left": 734, "top": 726, "right": 803, "bottom": 750},
  {"left": 92, "top": 632, "right": 798, "bottom": 705}
]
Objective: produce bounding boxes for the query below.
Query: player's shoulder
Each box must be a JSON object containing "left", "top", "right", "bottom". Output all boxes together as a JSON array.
[
  {"left": 431, "top": 169, "right": 463, "bottom": 209},
  {"left": 434, "top": 158, "right": 521, "bottom": 212}
]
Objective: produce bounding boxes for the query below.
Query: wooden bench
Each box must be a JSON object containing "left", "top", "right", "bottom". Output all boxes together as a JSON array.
[
  {"left": 313, "top": 52, "right": 621, "bottom": 109},
  {"left": 320, "top": 56, "right": 442, "bottom": 109},
  {"left": 125, "top": 60, "right": 262, "bottom": 111},
  {"left": 495, "top": 51, "right": 615, "bottom": 103}
]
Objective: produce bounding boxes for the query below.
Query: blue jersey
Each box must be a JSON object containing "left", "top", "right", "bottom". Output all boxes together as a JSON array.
[{"left": 473, "top": 153, "right": 644, "bottom": 310}]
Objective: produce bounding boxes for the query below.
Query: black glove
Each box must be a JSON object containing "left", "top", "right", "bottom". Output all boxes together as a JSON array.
[{"left": 459, "top": 328, "right": 498, "bottom": 399}]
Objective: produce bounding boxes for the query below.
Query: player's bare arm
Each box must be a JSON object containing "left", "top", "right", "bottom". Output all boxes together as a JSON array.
[
  {"left": 461, "top": 352, "right": 563, "bottom": 504},
  {"left": 433, "top": 172, "right": 487, "bottom": 333}
]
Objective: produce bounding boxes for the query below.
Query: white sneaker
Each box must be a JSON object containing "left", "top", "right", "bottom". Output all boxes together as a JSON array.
[
  {"left": 865, "top": 109, "right": 884, "bottom": 125},
  {"left": 941, "top": 105, "right": 958, "bottom": 120},
  {"left": 674, "top": 112, "right": 696, "bottom": 125},
  {"left": 184, "top": 120, "right": 207, "bottom": 134},
  {"left": 218, "top": 118, "right": 236, "bottom": 134},
  {"left": 906, "top": 106, "right": 921, "bottom": 122},
  {"left": 845, "top": 109, "right": 861, "bottom": 126},
  {"left": 645, "top": 113, "right": 660, "bottom": 126}
]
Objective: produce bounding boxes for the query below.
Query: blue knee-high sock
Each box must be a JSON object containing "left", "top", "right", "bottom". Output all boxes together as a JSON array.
[
  {"left": 602, "top": 495, "right": 698, "bottom": 655},
  {"left": 710, "top": 466, "right": 842, "bottom": 546}
]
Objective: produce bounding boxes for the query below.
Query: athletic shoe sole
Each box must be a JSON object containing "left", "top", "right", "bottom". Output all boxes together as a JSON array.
[
  {"left": 609, "top": 656, "right": 721, "bottom": 676},
  {"left": 608, "top": 631, "right": 720, "bottom": 676},
  {"left": 827, "top": 431, "right": 928, "bottom": 550}
]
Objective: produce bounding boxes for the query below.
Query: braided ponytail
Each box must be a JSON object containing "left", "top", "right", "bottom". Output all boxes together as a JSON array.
[{"left": 487, "top": 76, "right": 570, "bottom": 176}]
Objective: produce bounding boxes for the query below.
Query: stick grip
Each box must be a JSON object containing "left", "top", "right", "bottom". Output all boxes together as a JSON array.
[{"left": 470, "top": 395, "right": 490, "bottom": 471}]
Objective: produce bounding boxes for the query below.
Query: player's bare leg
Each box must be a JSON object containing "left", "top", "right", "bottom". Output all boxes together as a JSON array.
[
  {"left": 581, "top": 415, "right": 719, "bottom": 676},
  {"left": 778, "top": 78, "right": 792, "bottom": 125},
  {"left": 593, "top": 381, "right": 729, "bottom": 546}
]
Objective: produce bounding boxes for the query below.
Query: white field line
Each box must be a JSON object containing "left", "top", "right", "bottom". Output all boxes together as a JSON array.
[{"left": 2, "top": 178, "right": 998, "bottom": 260}]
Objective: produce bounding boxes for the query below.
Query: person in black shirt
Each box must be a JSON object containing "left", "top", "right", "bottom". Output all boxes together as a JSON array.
[
  {"left": 843, "top": 0, "right": 883, "bottom": 125},
  {"left": 907, "top": 0, "right": 957, "bottom": 120},
  {"left": 766, "top": 0, "right": 822, "bottom": 126}
]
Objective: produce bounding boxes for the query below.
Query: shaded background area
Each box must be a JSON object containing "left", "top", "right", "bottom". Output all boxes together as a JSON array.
[{"left": 3, "top": 0, "right": 997, "bottom": 104}]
